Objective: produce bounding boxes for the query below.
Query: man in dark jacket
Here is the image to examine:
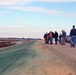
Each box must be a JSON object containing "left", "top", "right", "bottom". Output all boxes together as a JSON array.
[
  {"left": 70, "top": 25, "right": 76, "bottom": 47},
  {"left": 44, "top": 33, "right": 49, "bottom": 44},
  {"left": 54, "top": 31, "right": 58, "bottom": 44}
]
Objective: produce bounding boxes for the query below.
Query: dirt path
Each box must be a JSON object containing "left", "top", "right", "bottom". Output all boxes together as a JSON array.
[
  {"left": 28, "top": 40, "right": 76, "bottom": 75},
  {"left": 0, "top": 40, "right": 76, "bottom": 75}
]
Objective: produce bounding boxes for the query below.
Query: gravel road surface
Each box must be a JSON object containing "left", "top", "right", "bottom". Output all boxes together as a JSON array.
[{"left": 0, "top": 40, "right": 76, "bottom": 75}]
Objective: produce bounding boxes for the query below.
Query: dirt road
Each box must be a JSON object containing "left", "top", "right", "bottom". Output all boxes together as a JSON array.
[{"left": 0, "top": 40, "right": 76, "bottom": 75}]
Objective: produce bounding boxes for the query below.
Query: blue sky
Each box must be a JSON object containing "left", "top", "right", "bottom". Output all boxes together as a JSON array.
[{"left": 0, "top": 0, "right": 76, "bottom": 38}]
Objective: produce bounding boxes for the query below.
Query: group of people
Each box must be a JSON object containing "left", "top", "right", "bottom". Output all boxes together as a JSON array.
[
  {"left": 44, "top": 30, "right": 66, "bottom": 45},
  {"left": 44, "top": 25, "right": 76, "bottom": 48}
]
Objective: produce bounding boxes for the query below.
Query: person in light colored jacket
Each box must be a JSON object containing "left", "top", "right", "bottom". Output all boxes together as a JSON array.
[{"left": 61, "top": 30, "right": 66, "bottom": 45}]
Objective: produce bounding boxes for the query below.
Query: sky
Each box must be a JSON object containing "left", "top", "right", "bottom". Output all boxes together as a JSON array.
[{"left": 0, "top": 0, "right": 76, "bottom": 38}]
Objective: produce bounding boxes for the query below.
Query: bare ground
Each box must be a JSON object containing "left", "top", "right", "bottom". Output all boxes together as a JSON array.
[
  {"left": 0, "top": 40, "right": 76, "bottom": 75},
  {"left": 28, "top": 40, "right": 76, "bottom": 75}
]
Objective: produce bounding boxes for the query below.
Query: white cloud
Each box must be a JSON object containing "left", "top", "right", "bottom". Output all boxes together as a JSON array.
[
  {"left": 0, "top": 5, "right": 76, "bottom": 16},
  {"left": 0, "top": 0, "right": 76, "bottom": 16},
  {"left": 0, "top": 0, "right": 76, "bottom": 5},
  {"left": 0, "top": 0, "right": 33, "bottom": 5},
  {"left": 0, "top": 11, "right": 11, "bottom": 16},
  {"left": 0, "top": 26, "right": 71, "bottom": 38},
  {"left": 38, "top": 0, "right": 76, "bottom": 2},
  {"left": 0, "top": 26, "right": 49, "bottom": 38},
  {"left": 7, "top": 6, "right": 76, "bottom": 16}
]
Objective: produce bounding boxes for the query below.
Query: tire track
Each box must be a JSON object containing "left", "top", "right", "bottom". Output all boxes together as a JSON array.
[{"left": 40, "top": 40, "right": 76, "bottom": 74}]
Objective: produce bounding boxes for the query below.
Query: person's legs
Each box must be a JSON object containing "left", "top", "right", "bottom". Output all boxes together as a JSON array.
[
  {"left": 70, "top": 36, "right": 75, "bottom": 47},
  {"left": 45, "top": 38, "right": 47, "bottom": 44},
  {"left": 63, "top": 38, "right": 66, "bottom": 45},
  {"left": 59, "top": 39, "right": 61, "bottom": 44},
  {"left": 75, "top": 36, "right": 76, "bottom": 47},
  {"left": 49, "top": 38, "right": 52, "bottom": 44},
  {"left": 61, "top": 37, "right": 66, "bottom": 45},
  {"left": 62, "top": 38, "right": 64, "bottom": 45},
  {"left": 60, "top": 38, "right": 63, "bottom": 45},
  {"left": 73, "top": 36, "right": 76, "bottom": 47},
  {"left": 55, "top": 38, "right": 57, "bottom": 44}
]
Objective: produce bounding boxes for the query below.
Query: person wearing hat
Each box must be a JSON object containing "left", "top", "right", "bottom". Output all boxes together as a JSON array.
[{"left": 70, "top": 25, "right": 76, "bottom": 47}]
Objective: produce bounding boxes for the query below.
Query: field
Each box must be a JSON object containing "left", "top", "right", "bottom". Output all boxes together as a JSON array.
[{"left": 0, "top": 40, "right": 76, "bottom": 75}]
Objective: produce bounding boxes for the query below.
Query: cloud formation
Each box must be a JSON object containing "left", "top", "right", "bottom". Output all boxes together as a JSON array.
[
  {"left": 0, "top": 26, "right": 49, "bottom": 38},
  {"left": 0, "top": 0, "right": 76, "bottom": 16},
  {"left": 6, "top": 6, "right": 76, "bottom": 16},
  {"left": 0, "top": 11, "right": 11, "bottom": 16},
  {"left": 0, "top": 0, "right": 76, "bottom": 5}
]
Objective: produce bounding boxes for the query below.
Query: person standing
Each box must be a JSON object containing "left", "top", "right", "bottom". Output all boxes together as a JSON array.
[
  {"left": 48, "top": 31, "right": 53, "bottom": 44},
  {"left": 54, "top": 31, "right": 58, "bottom": 44},
  {"left": 44, "top": 33, "right": 49, "bottom": 44},
  {"left": 61, "top": 30, "right": 66, "bottom": 45},
  {"left": 59, "top": 33, "right": 62, "bottom": 44},
  {"left": 70, "top": 25, "right": 76, "bottom": 47}
]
